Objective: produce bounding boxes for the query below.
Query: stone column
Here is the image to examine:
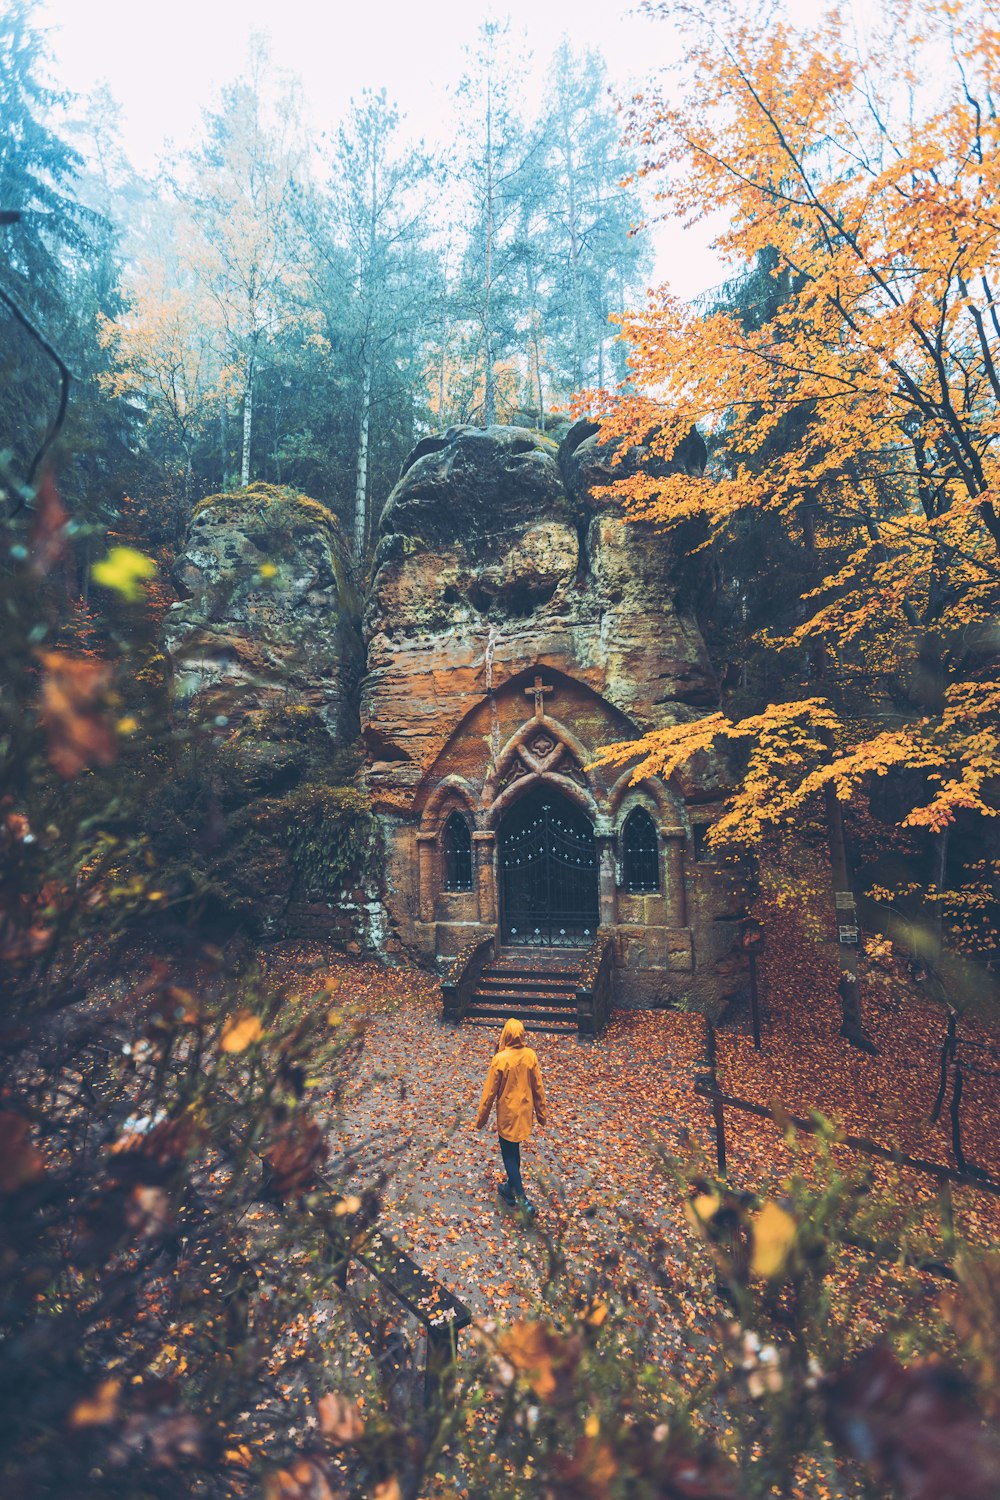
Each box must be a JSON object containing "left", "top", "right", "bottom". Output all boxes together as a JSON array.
[
  {"left": 597, "top": 835, "right": 616, "bottom": 929},
  {"left": 660, "top": 827, "right": 686, "bottom": 926},
  {"left": 416, "top": 831, "right": 436, "bottom": 923},
  {"left": 473, "top": 830, "right": 497, "bottom": 926}
]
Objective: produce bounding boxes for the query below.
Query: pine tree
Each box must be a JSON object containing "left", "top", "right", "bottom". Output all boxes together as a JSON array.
[
  {"left": 539, "top": 41, "right": 650, "bottom": 397},
  {"left": 181, "top": 39, "right": 304, "bottom": 489},
  {"left": 0, "top": 0, "right": 102, "bottom": 482},
  {"left": 305, "top": 89, "right": 436, "bottom": 560},
  {"left": 454, "top": 22, "right": 539, "bottom": 426}
]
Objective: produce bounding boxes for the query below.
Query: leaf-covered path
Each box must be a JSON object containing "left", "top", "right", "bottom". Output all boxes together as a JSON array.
[
  {"left": 307, "top": 954, "right": 716, "bottom": 1348},
  {"left": 261, "top": 914, "right": 1000, "bottom": 1408}
]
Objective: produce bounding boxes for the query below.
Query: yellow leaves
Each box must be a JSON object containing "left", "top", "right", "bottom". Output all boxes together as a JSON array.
[
  {"left": 316, "top": 1391, "right": 364, "bottom": 1445},
  {"left": 495, "top": 1319, "right": 582, "bottom": 1403},
  {"left": 220, "top": 1010, "right": 264, "bottom": 1053},
  {"left": 595, "top": 0, "right": 1000, "bottom": 878},
  {"left": 333, "top": 1195, "right": 362, "bottom": 1217},
  {"left": 686, "top": 1191, "right": 721, "bottom": 1229},
  {"left": 582, "top": 1300, "right": 609, "bottom": 1328},
  {"left": 750, "top": 1201, "right": 798, "bottom": 1279},
  {"left": 69, "top": 1378, "right": 121, "bottom": 1429},
  {"left": 91, "top": 546, "right": 157, "bottom": 602},
  {"left": 584, "top": 1412, "right": 601, "bottom": 1438},
  {"left": 265, "top": 1457, "right": 337, "bottom": 1500},
  {"left": 37, "top": 650, "right": 117, "bottom": 780}
]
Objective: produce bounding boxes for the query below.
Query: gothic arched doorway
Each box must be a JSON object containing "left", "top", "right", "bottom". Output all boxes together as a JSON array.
[{"left": 498, "top": 785, "right": 599, "bottom": 947}]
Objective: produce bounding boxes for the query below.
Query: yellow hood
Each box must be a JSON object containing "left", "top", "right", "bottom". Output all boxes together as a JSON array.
[
  {"left": 475, "top": 1015, "right": 547, "bottom": 1142},
  {"left": 499, "top": 1017, "right": 526, "bottom": 1050}
]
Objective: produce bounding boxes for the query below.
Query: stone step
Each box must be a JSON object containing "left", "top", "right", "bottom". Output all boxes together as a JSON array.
[
  {"left": 466, "top": 1002, "right": 579, "bottom": 1024},
  {"left": 471, "top": 991, "right": 577, "bottom": 1011},
  {"left": 495, "top": 951, "right": 581, "bottom": 967},
  {"left": 478, "top": 974, "right": 578, "bottom": 994},
  {"left": 462, "top": 1018, "right": 578, "bottom": 1035},
  {"left": 486, "top": 963, "right": 579, "bottom": 978}
]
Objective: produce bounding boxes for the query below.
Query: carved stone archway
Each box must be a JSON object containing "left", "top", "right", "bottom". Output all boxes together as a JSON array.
[
  {"left": 483, "top": 714, "right": 597, "bottom": 814},
  {"left": 482, "top": 714, "right": 617, "bottom": 934}
]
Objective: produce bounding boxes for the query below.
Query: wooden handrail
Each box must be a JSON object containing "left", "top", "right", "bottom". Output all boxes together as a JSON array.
[{"left": 315, "top": 1173, "right": 473, "bottom": 1410}]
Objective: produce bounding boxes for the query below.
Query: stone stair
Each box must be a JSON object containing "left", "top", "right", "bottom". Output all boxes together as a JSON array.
[{"left": 461, "top": 950, "right": 581, "bottom": 1036}]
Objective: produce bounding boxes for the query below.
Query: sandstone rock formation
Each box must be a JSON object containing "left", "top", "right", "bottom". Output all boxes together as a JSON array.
[
  {"left": 165, "top": 481, "right": 363, "bottom": 739},
  {"left": 363, "top": 423, "right": 718, "bottom": 808},
  {"left": 363, "top": 423, "right": 747, "bottom": 1014},
  {"left": 161, "top": 484, "right": 373, "bottom": 940},
  {"left": 161, "top": 449, "right": 746, "bottom": 1008}
]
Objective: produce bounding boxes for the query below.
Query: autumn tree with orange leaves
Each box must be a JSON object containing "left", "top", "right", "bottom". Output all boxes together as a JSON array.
[{"left": 595, "top": 0, "right": 1000, "bottom": 1006}]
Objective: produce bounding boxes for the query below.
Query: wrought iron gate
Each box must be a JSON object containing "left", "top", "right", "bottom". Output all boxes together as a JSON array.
[{"left": 499, "top": 793, "right": 599, "bottom": 947}]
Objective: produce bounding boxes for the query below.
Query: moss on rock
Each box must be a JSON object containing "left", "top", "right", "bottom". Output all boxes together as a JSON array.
[{"left": 191, "top": 480, "right": 341, "bottom": 537}]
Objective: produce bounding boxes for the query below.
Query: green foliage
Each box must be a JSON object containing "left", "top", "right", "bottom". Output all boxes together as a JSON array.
[
  {"left": 0, "top": 1, "right": 139, "bottom": 519},
  {"left": 286, "top": 782, "right": 375, "bottom": 900},
  {"left": 141, "top": 716, "right": 372, "bottom": 938}
]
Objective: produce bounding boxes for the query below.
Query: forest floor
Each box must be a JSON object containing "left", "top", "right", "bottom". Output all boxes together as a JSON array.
[{"left": 256, "top": 882, "right": 1000, "bottom": 1433}]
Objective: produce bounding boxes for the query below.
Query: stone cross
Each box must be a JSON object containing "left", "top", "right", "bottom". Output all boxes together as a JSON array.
[{"left": 525, "top": 673, "right": 554, "bottom": 721}]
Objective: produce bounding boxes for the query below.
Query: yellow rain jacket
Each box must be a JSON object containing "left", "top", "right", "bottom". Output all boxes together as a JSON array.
[{"left": 475, "top": 1018, "right": 547, "bottom": 1143}]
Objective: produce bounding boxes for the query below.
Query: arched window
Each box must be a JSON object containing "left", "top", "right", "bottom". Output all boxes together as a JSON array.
[
  {"left": 621, "top": 807, "right": 660, "bottom": 893},
  {"left": 441, "top": 812, "right": 473, "bottom": 892}
]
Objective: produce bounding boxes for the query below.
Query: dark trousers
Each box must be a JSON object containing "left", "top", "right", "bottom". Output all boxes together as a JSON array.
[{"left": 499, "top": 1135, "right": 526, "bottom": 1201}]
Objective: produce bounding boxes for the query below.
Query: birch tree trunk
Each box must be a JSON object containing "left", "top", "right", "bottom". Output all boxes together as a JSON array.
[
  {"left": 353, "top": 358, "right": 371, "bottom": 562},
  {"left": 533, "top": 318, "right": 544, "bottom": 429},
  {"left": 240, "top": 358, "right": 254, "bottom": 488},
  {"left": 482, "top": 69, "right": 496, "bottom": 427}
]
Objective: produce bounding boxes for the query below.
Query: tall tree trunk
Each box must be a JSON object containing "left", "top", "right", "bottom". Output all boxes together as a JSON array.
[
  {"left": 802, "top": 505, "right": 877, "bottom": 1052},
  {"left": 439, "top": 340, "right": 446, "bottom": 424},
  {"left": 240, "top": 359, "right": 254, "bottom": 488},
  {"left": 353, "top": 358, "right": 371, "bottom": 563},
  {"left": 533, "top": 315, "right": 544, "bottom": 430},
  {"left": 568, "top": 216, "right": 583, "bottom": 390},
  {"left": 353, "top": 122, "right": 378, "bottom": 563},
  {"left": 810, "top": 647, "right": 878, "bottom": 1053},
  {"left": 482, "top": 70, "right": 496, "bottom": 427},
  {"left": 822, "top": 763, "right": 877, "bottom": 1053},
  {"left": 559, "top": 101, "right": 584, "bottom": 389}
]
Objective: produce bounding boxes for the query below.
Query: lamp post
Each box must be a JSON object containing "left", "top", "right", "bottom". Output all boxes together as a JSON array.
[{"left": 740, "top": 917, "right": 765, "bottom": 1050}]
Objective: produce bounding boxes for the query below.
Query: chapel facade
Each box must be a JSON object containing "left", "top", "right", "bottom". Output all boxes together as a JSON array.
[{"left": 362, "top": 422, "right": 748, "bottom": 1012}]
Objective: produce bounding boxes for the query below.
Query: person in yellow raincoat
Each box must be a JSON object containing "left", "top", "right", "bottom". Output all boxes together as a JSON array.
[{"left": 475, "top": 1017, "right": 547, "bottom": 1212}]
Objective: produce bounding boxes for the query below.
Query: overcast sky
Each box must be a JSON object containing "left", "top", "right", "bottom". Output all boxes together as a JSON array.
[{"left": 35, "top": 0, "right": 834, "bottom": 300}]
